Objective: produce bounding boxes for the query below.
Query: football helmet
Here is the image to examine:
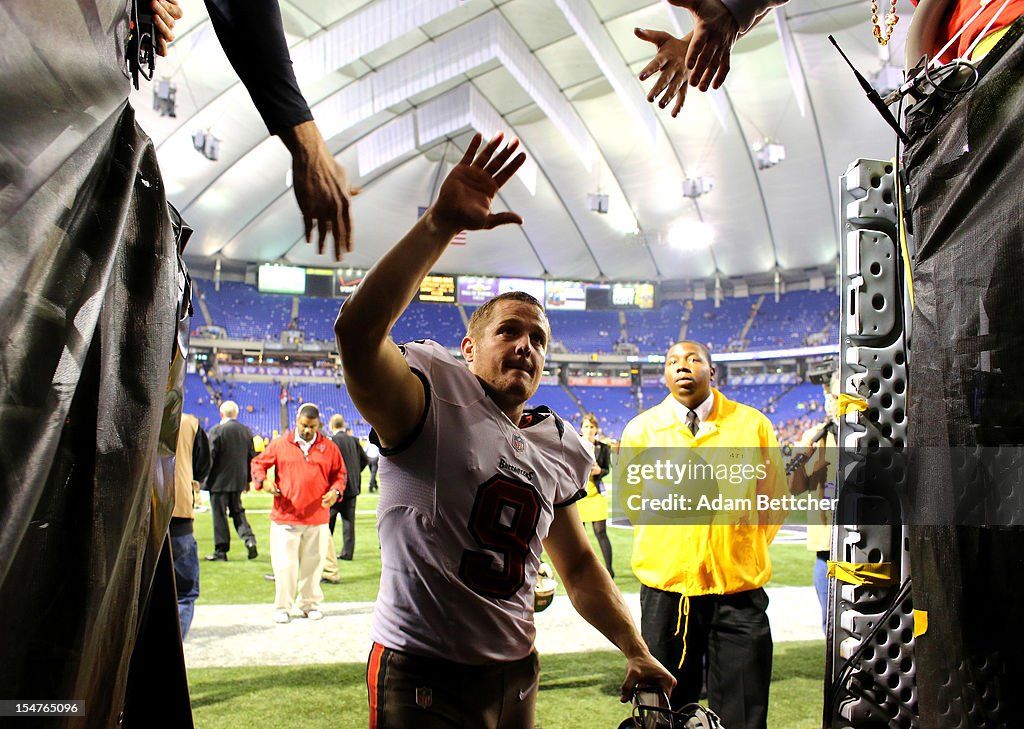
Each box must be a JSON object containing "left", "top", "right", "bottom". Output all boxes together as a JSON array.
[
  {"left": 618, "top": 687, "right": 724, "bottom": 729},
  {"left": 534, "top": 562, "right": 557, "bottom": 612}
]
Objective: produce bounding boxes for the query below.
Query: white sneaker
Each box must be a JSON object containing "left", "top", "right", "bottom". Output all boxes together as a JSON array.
[
  {"left": 303, "top": 609, "right": 324, "bottom": 621},
  {"left": 273, "top": 610, "right": 290, "bottom": 624}
]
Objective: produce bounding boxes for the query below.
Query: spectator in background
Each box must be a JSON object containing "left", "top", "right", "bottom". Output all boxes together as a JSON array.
[
  {"left": 202, "top": 0, "right": 358, "bottom": 260},
  {"left": 327, "top": 415, "right": 368, "bottom": 562},
  {"left": 251, "top": 404, "right": 345, "bottom": 623},
  {"left": 578, "top": 413, "right": 614, "bottom": 578},
  {"left": 320, "top": 414, "right": 368, "bottom": 585},
  {"left": 172, "top": 412, "right": 211, "bottom": 639},
  {"left": 620, "top": 340, "right": 786, "bottom": 729},
  {"left": 788, "top": 372, "right": 839, "bottom": 634},
  {"left": 204, "top": 400, "right": 259, "bottom": 561},
  {"left": 363, "top": 437, "right": 380, "bottom": 492}
]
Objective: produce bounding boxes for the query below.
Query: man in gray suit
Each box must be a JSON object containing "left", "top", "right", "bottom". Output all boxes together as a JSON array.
[{"left": 204, "top": 400, "right": 258, "bottom": 561}]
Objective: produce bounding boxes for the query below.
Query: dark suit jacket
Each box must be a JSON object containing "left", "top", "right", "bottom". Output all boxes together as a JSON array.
[
  {"left": 331, "top": 432, "right": 369, "bottom": 498},
  {"left": 205, "top": 418, "right": 257, "bottom": 493}
]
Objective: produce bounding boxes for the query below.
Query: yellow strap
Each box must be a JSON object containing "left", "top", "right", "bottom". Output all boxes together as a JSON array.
[
  {"left": 894, "top": 156, "right": 915, "bottom": 310},
  {"left": 972, "top": 25, "right": 1011, "bottom": 61},
  {"left": 827, "top": 560, "right": 894, "bottom": 586},
  {"left": 674, "top": 595, "right": 690, "bottom": 669},
  {"left": 837, "top": 393, "right": 869, "bottom": 416},
  {"left": 913, "top": 609, "right": 929, "bottom": 638}
]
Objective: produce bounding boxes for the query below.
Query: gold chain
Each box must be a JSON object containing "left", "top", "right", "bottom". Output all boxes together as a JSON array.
[{"left": 870, "top": 0, "right": 900, "bottom": 46}]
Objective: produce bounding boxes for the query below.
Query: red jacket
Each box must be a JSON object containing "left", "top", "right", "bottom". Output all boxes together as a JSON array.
[
  {"left": 910, "top": 0, "right": 1024, "bottom": 61},
  {"left": 251, "top": 431, "right": 346, "bottom": 525}
]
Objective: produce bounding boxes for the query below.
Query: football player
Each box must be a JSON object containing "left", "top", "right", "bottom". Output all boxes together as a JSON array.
[{"left": 335, "top": 132, "right": 675, "bottom": 728}]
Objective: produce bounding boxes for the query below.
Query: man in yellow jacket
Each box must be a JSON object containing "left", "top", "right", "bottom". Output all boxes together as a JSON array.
[{"left": 619, "top": 341, "right": 786, "bottom": 729}]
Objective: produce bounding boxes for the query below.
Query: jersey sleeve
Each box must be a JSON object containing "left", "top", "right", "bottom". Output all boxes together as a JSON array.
[
  {"left": 367, "top": 340, "right": 436, "bottom": 456},
  {"left": 203, "top": 0, "right": 314, "bottom": 136},
  {"left": 554, "top": 427, "right": 593, "bottom": 507}
]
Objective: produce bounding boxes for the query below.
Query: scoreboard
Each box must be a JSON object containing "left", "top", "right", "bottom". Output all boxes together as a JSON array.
[{"left": 256, "top": 265, "right": 656, "bottom": 310}]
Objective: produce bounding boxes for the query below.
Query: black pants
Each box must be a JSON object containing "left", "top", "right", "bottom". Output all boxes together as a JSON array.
[
  {"left": 329, "top": 494, "right": 357, "bottom": 559},
  {"left": 640, "top": 585, "right": 772, "bottom": 729},
  {"left": 367, "top": 643, "right": 538, "bottom": 729},
  {"left": 368, "top": 459, "right": 379, "bottom": 491},
  {"left": 210, "top": 491, "right": 255, "bottom": 553}
]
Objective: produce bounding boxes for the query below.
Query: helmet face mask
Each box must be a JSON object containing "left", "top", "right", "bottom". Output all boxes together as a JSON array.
[{"left": 617, "top": 687, "right": 725, "bottom": 729}]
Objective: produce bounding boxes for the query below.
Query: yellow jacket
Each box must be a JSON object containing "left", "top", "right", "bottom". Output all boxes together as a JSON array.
[{"left": 620, "top": 389, "right": 787, "bottom": 596}]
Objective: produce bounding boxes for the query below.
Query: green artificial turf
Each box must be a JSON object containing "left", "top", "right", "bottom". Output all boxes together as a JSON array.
[{"left": 188, "top": 642, "right": 826, "bottom": 729}]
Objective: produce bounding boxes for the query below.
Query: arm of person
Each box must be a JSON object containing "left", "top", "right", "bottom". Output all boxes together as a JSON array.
[
  {"left": 192, "top": 425, "right": 212, "bottom": 484},
  {"left": 250, "top": 444, "right": 279, "bottom": 495},
  {"left": 634, "top": 0, "right": 787, "bottom": 115},
  {"left": 335, "top": 133, "right": 525, "bottom": 448},
  {"left": 202, "top": 0, "right": 355, "bottom": 260},
  {"left": 357, "top": 439, "right": 369, "bottom": 473},
  {"left": 596, "top": 442, "right": 612, "bottom": 480},
  {"left": 543, "top": 504, "right": 676, "bottom": 701},
  {"left": 320, "top": 450, "right": 346, "bottom": 508}
]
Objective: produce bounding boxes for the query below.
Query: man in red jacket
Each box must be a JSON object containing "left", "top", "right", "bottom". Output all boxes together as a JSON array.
[{"left": 251, "top": 403, "right": 346, "bottom": 623}]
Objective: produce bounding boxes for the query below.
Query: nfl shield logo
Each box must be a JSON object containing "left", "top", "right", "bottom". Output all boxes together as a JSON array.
[
  {"left": 415, "top": 687, "right": 433, "bottom": 709},
  {"left": 512, "top": 433, "right": 525, "bottom": 452}
]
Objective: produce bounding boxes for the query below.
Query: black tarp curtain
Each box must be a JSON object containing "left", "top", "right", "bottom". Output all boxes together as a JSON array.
[
  {"left": 904, "top": 17, "right": 1024, "bottom": 729},
  {"left": 1, "top": 1, "right": 192, "bottom": 726}
]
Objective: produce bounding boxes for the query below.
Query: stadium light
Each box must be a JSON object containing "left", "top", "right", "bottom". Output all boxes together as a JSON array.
[
  {"left": 152, "top": 78, "right": 176, "bottom": 117},
  {"left": 668, "top": 220, "right": 714, "bottom": 250},
  {"left": 753, "top": 139, "right": 786, "bottom": 170},
  {"left": 587, "top": 193, "right": 609, "bottom": 214},
  {"left": 682, "top": 176, "right": 714, "bottom": 199},
  {"left": 191, "top": 129, "right": 221, "bottom": 161}
]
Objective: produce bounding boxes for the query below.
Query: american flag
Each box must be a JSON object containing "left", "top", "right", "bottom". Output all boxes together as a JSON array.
[{"left": 418, "top": 206, "right": 466, "bottom": 245}]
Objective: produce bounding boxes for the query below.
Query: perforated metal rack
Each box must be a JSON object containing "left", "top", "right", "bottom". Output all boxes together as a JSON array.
[{"left": 826, "top": 159, "right": 917, "bottom": 728}]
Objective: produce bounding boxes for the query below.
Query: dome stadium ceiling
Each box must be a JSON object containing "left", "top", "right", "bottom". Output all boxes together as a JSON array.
[{"left": 132, "top": 0, "right": 909, "bottom": 284}]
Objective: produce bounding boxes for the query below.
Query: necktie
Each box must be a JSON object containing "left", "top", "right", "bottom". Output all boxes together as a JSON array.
[{"left": 686, "top": 410, "right": 699, "bottom": 436}]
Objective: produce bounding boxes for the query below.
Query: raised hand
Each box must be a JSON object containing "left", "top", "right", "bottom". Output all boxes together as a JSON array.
[
  {"left": 670, "top": 0, "right": 741, "bottom": 92},
  {"left": 430, "top": 132, "right": 526, "bottom": 239},
  {"left": 635, "top": 28, "right": 693, "bottom": 118}
]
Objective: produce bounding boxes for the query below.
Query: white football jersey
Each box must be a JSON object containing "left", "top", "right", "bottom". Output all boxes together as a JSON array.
[{"left": 371, "top": 340, "right": 592, "bottom": 664}]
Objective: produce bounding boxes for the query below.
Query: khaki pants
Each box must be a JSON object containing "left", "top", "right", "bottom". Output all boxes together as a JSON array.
[
  {"left": 321, "top": 527, "right": 339, "bottom": 581},
  {"left": 269, "top": 522, "right": 325, "bottom": 613}
]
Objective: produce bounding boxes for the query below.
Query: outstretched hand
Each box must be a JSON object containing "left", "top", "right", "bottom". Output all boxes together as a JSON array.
[
  {"left": 669, "top": 0, "right": 741, "bottom": 92},
  {"left": 430, "top": 132, "right": 526, "bottom": 239},
  {"left": 635, "top": 0, "right": 743, "bottom": 116},
  {"left": 635, "top": 29, "right": 693, "bottom": 118},
  {"left": 287, "top": 121, "right": 360, "bottom": 262}
]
